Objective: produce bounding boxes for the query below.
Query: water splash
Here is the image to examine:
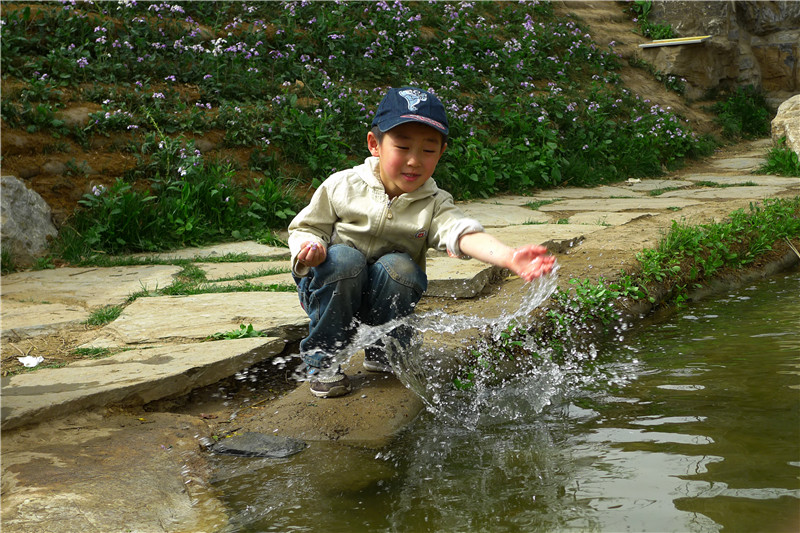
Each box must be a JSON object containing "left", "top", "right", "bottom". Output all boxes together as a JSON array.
[{"left": 278, "top": 264, "right": 634, "bottom": 428}]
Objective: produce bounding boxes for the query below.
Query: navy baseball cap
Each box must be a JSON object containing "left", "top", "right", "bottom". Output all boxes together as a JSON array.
[{"left": 371, "top": 87, "right": 449, "bottom": 136}]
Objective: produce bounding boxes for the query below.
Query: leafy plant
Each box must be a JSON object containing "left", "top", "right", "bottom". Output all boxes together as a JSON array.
[
  {"left": 628, "top": 1, "right": 677, "bottom": 40},
  {"left": 209, "top": 323, "right": 268, "bottom": 340},
  {"left": 712, "top": 85, "right": 772, "bottom": 139},
  {"left": 757, "top": 137, "right": 800, "bottom": 177}
]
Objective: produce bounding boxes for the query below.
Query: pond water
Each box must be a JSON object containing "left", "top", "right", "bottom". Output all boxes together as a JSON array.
[{"left": 211, "top": 271, "right": 800, "bottom": 532}]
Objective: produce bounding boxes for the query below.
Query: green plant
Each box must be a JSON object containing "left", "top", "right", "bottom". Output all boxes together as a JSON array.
[
  {"left": 86, "top": 305, "right": 123, "bottom": 326},
  {"left": 757, "top": 137, "right": 800, "bottom": 177},
  {"left": 629, "top": 1, "right": 677, "bottom": 40},
  {"left": 33, "top": 256, "right": 55, "bottom": 270},
  {"left": 712, "top": 85, "right": 771, "bottom": 139},
  {"left": 455, "top": 197, "right": 800, "bottom": 389},
  {"left": 1, "top": 248, "right": 17, "bottom": 274},
  {"left": 72, "top": 347, "right": 112, "bottom": 359},
  {"left": 209, "top": 323, "right": 268, "bottom": 340}
]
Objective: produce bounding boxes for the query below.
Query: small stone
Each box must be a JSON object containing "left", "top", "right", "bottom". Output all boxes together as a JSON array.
[{"left": 211, "top": 432, "right": 306, "bottom": 458}]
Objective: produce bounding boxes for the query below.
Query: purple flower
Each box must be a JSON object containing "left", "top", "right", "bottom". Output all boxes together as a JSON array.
[{"left": 76, "top": 57, "right": 89, "bottom": 68}]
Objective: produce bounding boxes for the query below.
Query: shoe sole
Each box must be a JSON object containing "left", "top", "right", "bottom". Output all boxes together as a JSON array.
[
  {"left": 310, "top": 383, "right": 351, "bottom": 398},
  {"left": 363, "top": 360, "right": 393, "bottom": 373}
]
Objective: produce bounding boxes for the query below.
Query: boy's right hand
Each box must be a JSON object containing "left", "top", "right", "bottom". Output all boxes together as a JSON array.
[{"left": 297, "top": 241, "right": 327, "bottom": 268}]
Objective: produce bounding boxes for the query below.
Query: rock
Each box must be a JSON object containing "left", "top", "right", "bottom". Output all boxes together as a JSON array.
[
  {"left": 771, "top": 94, "right": 800, "bottom": 157},
  {"left": 56, "top": 105, "right": 100, "bottom": 128},
  {"left": 41, "top": 159, "right": 67, "bottom": 175},
  {"left": 0, "top": 176, "right": 58, "bottom": 267},
  {"left": 195, "top": 138, "right": 218, "bottom": 153},
  {"left": 642, "top": 1, "right": 800, "bottom": 99},
  {"left": 211, "top": 432, "right": 307, "bottom": 457}
]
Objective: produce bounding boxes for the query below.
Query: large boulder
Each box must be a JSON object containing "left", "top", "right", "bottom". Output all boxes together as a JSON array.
[
  {"left": 1, "top": 176, "right": 58, "bottom": 268},
  {"left": 641, "top": 1, "right": 800, "bottom": 102},
  {"left": 771, "top": 94, "right": 800, "bottom": 157}
]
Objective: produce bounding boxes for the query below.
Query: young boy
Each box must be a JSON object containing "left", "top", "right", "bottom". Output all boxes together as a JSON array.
[{"left": 288, "top": 87, "right": 555, "bottom": 398}]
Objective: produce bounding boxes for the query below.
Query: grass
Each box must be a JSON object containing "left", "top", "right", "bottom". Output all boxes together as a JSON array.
[
  {"left": 455, "top": 196, "right": 800, "bottom": 389},
  {"left": 85, "top": 305, "right": 122, "bottom": 326},
  {"left": 1, "top": 0, "right": 722, "bottom": 263}
]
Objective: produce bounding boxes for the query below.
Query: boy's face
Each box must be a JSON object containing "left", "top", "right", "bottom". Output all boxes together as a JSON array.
[{"left": 367, "top": 122, "right": 447, "bottom": 199}]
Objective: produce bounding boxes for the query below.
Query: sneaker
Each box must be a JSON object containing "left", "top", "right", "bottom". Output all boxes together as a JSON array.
[
  {"left": 309, "top": 368, "right": 352, "bottom": 398},
  {"left": 363, "top": 347, "right": 393, "bottom": 373}
]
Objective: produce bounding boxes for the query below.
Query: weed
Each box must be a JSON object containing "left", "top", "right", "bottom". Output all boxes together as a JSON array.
[
  {"left": 628, "top": 1, "right": 677, "bottom": 40},
  {"left": 1, "top": 248, "right": 17, "bottom": 274},
  {"left": 72, "top": 347, "right": 112, "bottom": 359},
  {"left": 757, "top": 137, "right": 800, "bottom": 177},
  {"left": 86, "top": 305, "right": 123, "bottom": 326},
  {"left": 209, "top": 323, "right": 268, "bottom": 340},
  {"left": 525, "top": 199, "right": 559, "bottom": 210},
  {"left": 648, "top": 186, "right": 681, "bottom": 196},
  {"left": 711, "top": 85, "right": 771, "bottom": 139},
  {"left": 33, "top": 256, "right": 55, "bottom": 270}
]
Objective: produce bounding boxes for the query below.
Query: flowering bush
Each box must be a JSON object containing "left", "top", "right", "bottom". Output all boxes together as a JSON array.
[{"left": 2, "top": 0, "right": 712, "bottom": 258}]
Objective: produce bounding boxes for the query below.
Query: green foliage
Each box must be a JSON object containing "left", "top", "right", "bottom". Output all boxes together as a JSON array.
[
  {"left": 456, "top": 197, "right": 800, "bottom": 388},
  {"left": 72, "top": 347, "right": 112, "bottom": 359},
  {"left": 209, "top": 323, "right": 269, "bottom": 340},
  {"left": 634, "top": 196, "right": 800, "bottom": 302},
  {"left": 757, "top": 138, "right": 800, "bottom": 177},
  {"left": 86, "top": 305, "right": 122, "bottom": 326},
  {"left": 1, "top": 248, "right": 18, "bottom": 274},
  {"left": 54, "top": 134, "right": 301, "bottom": 262},
  {"left": 712, "top": 85, "right": 772, "bottom": 139},
  {"left": 0, "top": 0, "right": 734, "bottom": 260},
  {"left": 628, "top": 1, "right": 677, "bottom": 40}
]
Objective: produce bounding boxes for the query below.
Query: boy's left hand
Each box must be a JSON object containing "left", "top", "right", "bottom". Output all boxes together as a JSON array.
[{"left": 509, "top": 245, "right": 556, "bottom": 282}]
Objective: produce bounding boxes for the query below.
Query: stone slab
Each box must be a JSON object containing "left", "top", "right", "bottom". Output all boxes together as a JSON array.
[
  {"left": 82, "top": 292, "right": 308, "bottom": 348},
  {"left": 530, "top": 185, "right": 645, "bottom": 199},
  {"left": 197, "top": 260, "right": 292, "bottom": 281},
  {"left": 710, "top": 157, "right": 765, "bottom": 171},
  {"left": 211, "top": 432, "right": 307, "bottom": 458},
  {"left": 684, "top": 173, "right": 800, "bottom": 187},
  {"left": 472, "top": 194, "right": 540, "bottom": 206},
  {"left": 537, "top": 197, "right": 701, "bottom": 211},
  {"left": 206, "top": 273, "right": 295, "bottom": 290},
  {"left": 133, "top": 241, "right": 290, "bottom": 261},
  {"left": 424, "top": 257, "right": 500, "bottom": 298},
  {"left": 1, "top": 412, "right": 228, "bottom": 533},
  {"left": 1, "top": 301, "right": 88, "bottom": 339},
  {"left": 488, "top": 224, "right": 607, "bottom": 252},
  {"left": 567, "top": 211, "right": 657, "bottom": 226},
  {"left": 0, "top": 265, "right": 182, "bottom": 309},
  {"left": 658, "top": 185, "right": 787, "bottom": 199},
  {"left": 0, "top": 337, "right": 284, "bottom": 430},
  {"left": 458, "top": 202, "right": 550, "bottom": 226},
  {"left": 625, "top": 179, "right": 694, "bottom": 192},
  {"left": 244, "top": 350, "right": 425, "bottom": 445}
]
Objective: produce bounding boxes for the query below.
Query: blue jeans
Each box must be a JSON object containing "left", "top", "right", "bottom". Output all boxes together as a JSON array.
[{"left": 294, "top": 244, "right": 427, "bottom": 368}]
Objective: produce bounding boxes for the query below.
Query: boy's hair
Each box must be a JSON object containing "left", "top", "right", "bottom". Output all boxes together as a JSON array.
[{"left": 371, "top": 125, "right": 448, "bottom": 147}]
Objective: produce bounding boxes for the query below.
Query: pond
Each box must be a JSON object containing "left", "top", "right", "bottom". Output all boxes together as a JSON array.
[{"left": 211, "top": 270, "right": 800, "bottom": 532}]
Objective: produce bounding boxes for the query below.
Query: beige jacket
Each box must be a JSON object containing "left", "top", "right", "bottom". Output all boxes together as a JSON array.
[{"left": 288, "top": 157, "right": 483, "bottom": 276}]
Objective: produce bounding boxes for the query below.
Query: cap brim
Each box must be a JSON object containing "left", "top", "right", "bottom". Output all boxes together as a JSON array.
[{"left": 376, "top": 115, "right": 448, "bottom": 136}]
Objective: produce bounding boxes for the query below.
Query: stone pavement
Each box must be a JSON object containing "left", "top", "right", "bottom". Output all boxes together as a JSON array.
[{"left": 2, "top": 138, "right": 799, "bottom": 433}]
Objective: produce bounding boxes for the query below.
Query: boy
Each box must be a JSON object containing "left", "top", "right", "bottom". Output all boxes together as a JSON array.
[{"left": 288, "top": 87, "right": 555, "bottom": 398}]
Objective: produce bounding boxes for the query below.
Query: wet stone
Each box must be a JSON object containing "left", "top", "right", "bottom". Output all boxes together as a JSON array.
[{"left": 212, "top": 432, "right": 307, "bottom": 458}]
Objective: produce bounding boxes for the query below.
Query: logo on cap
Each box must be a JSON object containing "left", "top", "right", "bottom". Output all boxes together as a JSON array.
[{"left": 398, "top": 89, "right": 427, "bottom": 112}]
